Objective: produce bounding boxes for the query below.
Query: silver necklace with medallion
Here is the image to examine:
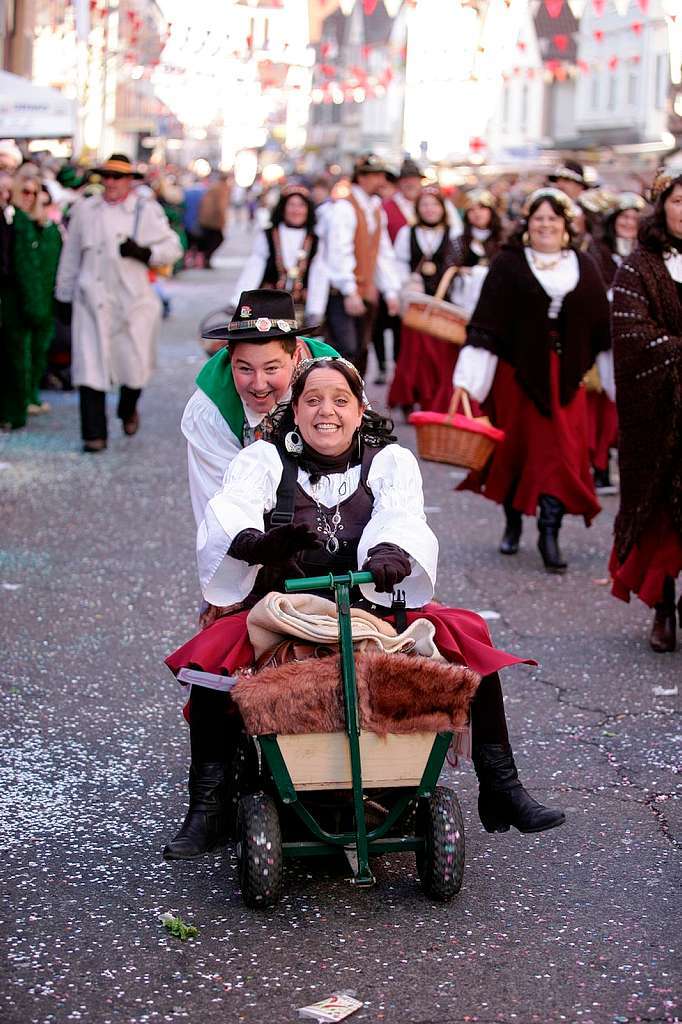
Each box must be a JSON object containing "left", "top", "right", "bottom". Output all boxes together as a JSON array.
[{"left": 311, "top": 466, "right": 350, "bottom": 554}]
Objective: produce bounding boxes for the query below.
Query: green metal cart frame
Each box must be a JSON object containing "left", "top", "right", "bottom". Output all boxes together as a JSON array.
[{"left": 250, "top": 570, "right": 456, "bottom": 890}]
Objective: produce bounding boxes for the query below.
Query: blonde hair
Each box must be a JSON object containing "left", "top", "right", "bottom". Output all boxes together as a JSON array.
[{"left": 11, "top": 175, "right": 44, "bottom": 219}]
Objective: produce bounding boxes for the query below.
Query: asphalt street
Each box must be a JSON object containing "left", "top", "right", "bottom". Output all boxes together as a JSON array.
[{"left": 1, "top": 226, "right": 680, "bottom": 1024}]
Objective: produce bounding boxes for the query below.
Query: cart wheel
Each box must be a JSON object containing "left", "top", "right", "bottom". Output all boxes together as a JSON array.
[
  {"left": 415, "top": 786, "right": 465, "bottom": 902},
  {"left": 228, "top": 734, "right": 260, "bottom": 837},
  {"left": 236, "top": 792, "right": 283, "bottom": 909}
]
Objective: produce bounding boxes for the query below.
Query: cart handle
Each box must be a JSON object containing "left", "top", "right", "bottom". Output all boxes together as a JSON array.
[{"left": 284, "top": 570, "right": 374, "bottom": 593}]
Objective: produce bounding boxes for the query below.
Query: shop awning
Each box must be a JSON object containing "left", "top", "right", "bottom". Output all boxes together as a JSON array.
[{"left": 0, "top": 71, "right": 76, "bottom": 139}]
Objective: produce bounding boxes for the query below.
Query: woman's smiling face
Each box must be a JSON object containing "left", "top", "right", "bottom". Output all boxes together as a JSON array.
[{"left": 294, "top": 367, "right": 364, "bottom": 457}]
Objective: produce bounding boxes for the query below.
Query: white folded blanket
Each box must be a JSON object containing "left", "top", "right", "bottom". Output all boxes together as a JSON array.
[{"left": 246, "top": 591, "right": 442, "bottom": 661}]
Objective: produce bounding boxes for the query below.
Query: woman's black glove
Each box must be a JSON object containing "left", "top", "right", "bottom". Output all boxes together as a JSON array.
[
  {"left": 362, "top": 543, "right": 412, "bottom": 593},
  {"left": 119, "top": 237, "right": 152, "bottom": 265},
  {"left": 229, "top": 524, "right": 322, "bottom": 567}
]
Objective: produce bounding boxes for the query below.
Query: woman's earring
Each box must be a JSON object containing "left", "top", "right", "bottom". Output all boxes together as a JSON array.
[
  {"left": 285, "top": 429, "right": 303, "bottom": 456},
  {"left": 561, "top": 229, "right": 570, "bottom": 248},
  {"left": 522, "top": 231, "right": 530, "bottom": 247}
]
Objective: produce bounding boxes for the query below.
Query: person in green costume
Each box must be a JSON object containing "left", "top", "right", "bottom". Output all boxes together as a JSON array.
[
  {"left": 0, "top": 177, "right": 62, "bottom": 429},
  {"left": 181, "top": 288, "right": 337, "bottom": 626}
]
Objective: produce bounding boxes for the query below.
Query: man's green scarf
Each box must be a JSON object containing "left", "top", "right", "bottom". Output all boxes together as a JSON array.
[{"left": 195, "top": 337, "right": 339, "bottom": 440}]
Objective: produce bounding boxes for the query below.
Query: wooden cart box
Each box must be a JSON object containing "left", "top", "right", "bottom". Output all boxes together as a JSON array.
[{"left": 276, "top": 731, "right": 437, "bottom": 791}]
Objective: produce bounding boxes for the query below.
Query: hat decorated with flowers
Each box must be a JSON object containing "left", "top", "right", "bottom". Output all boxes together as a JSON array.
[{"left": 201, "top": 289, "right": 322, "bottom": 343}]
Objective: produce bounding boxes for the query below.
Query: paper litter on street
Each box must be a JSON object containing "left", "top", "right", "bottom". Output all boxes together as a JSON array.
[{"left": 297, "top": 991, "right": 363, "bottom": 1022}]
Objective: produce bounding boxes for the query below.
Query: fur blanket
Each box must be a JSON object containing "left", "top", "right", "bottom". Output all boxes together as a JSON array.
[{"left": 231, "top": 650, "right": 480, "bottom": 737}]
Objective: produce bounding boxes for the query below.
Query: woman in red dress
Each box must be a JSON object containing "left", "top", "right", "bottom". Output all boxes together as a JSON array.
[
  {"left": 388, "top": 187, "right": 462, "bottom": 415},
  {"left": 586, "top": 193, "right": 646, "bottom": 494},
  {"left": 163, "top": 357, "right": 564, "bottom": 860},
  {"left": 608, "top": 172, "right": 682, "bottom": 653},
  {"left": 455, "top": 188, "right": 610, "bottom": 572}
]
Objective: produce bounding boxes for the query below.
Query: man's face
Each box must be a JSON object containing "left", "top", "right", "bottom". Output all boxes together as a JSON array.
[
  {"left": 399, "top": 176, "right": 421, "bottom": 203},
  {"left": 102, "top": 172, "right": 133, "bottom": 204},
  {"left": 357, "top": 171, "right": 386, "bottom": 197},
  {"left": 0, "top": 173, "right": 12, "bottom": 207},
  {"left": 231, "top": 340, "right": 297, "bottom": 416},
  {"left": 0, "top": 155, "right": 17, "bottom": 174},
  {"left": 555, "top": 177, "right": 584, "bottom": 201}
]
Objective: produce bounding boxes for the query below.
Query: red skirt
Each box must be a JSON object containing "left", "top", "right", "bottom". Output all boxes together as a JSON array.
[
  {"left": 388, "top": 325, "right": 460, "bottom": 413},
  {"left": 587, "top": 390, "right": 618, "bottom": 472},
  {"left": 459, "top": 354, "right": 601, "bottom": 524},
  {"left": 166, "top": 603, "right": 535, "bottom": 683},
  {"left": 609, "top": 508, "right": 682, "bottom": 608}
]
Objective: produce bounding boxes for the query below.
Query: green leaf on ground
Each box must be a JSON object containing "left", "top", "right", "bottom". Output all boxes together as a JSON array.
[{"left": 160, "top": 912, "right": 198, "bottom": 941}]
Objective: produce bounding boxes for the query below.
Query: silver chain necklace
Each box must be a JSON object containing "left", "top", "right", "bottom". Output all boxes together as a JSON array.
[{"left": 311, "top": 466, "right": 350, "bottom": 554}]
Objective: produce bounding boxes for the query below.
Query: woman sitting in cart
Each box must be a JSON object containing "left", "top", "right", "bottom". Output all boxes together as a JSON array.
[{"left": 164, "top": 356, "right": 565, "bottom": 860}]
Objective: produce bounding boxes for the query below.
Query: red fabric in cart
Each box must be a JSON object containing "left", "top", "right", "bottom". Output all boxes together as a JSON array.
[
  {"left": 165, "top": 603, "right": 535, "bottom": 683},
  {"left": 459, "top": 353, "right": 601, "bottom": 523}
]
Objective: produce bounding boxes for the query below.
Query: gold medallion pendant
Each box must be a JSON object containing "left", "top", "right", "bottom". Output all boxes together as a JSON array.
[{"left": 421, "top": 260, "right": 437, "bottom": 276}]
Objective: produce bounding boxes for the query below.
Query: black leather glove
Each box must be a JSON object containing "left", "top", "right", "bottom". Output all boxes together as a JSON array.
[
  {"left": 229, "top": 524, "right": 322, "bottom": 567},
  {"left": 119, "top": 237, "right": 152, "bottom": 265},
  {"left": 54, "top": 299, "right": 72, "bottom": 325},
  {"left": 362, "top": 543, "right": 412, "bottom": 593}
]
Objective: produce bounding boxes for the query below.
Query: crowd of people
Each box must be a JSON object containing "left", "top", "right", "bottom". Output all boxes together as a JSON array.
[
  {"left": 224, "top": 154, "right": 680, "bottom": 655},
  {"left": 1, "top": 138, "right": 679, "bottom": 869},
  {"left": 0, "top": 143, "right": 680, "bottom": 663}
]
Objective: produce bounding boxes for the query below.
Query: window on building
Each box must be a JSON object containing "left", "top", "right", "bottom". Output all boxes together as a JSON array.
[
  {"left": 627, "top": 71, "right": 638, "bottom": 106},
  {"left": 591, "top": 72, "right": 600, "bottom": 110},
  {"left": 608, "top": 72, "right": 617, "bottom": 111},
  {"left": 655, "top": 53, "right": 668, "bottom": 110}
]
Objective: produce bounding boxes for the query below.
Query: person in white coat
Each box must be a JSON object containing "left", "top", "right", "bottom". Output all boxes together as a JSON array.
[{"left": 54, "top": 154, "right": 182, "bottom": 452}]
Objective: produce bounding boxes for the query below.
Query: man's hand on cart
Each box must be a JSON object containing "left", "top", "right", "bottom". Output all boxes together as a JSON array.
[
  {"left": 361, "top": 543, "right": 412, "bottom": 593},
  {"left": 229, "top": 524, "right": 322, "bottom": 566}
]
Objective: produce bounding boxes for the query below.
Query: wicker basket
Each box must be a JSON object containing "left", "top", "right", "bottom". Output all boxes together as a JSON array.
[
  {"left": 401, "top": 266, "right": 468, "bottom": 345},
  {"left": 408, "top": 389, "right": 505, "bottom": 471}
]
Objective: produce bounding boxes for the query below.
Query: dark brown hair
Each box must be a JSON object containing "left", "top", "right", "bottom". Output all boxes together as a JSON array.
[
  {"left": 638, "top": 175, "right": 682, "bottom": 255},
  {"left": 415, "top": 192, "right": 447, "bottom": 226},
  {"left": 271, "top": 191, "right": 316, "bottom": 232},
  {"left": 511, "top": 192, "right": 576, "bottom": 247},
  {"left": 290, "top": 360, "right": 396, "bottom": 448},
  {"left": 229, "top": 337, "right": 298, "bottom": 358}
]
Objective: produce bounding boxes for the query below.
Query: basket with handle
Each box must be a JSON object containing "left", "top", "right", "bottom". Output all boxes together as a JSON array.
[
  {"left": 408, "top": 388, "right": 505, "bottom": 471},
  {"left": 401, "top": 266, "right": 468, "bottom": 345}
]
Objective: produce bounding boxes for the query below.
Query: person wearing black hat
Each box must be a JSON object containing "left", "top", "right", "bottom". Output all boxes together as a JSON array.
[
  {"left": 324, "top": 154, "right": 401, "bottom": 376},
  {"left": 548, "top": 160, "right": 588, "bottom": 202},
  {"left": 54, "top": 154, "right": 182, "bottom": 451},
  {"left": 181, "top": 289, "right": 338, "bottom": 560},
  {"left": 228, "top": 184, "right": 328, "bottom": 325},
  {"left": 164, "top": 355, "right": 564, "bottom": 861}
]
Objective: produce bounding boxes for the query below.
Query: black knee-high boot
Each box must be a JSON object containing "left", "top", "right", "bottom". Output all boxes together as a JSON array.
[
  {"left": 500, "top": 499, "right": 523, "bottom": 555},
  {"left": 471, "top": 674, "right": 565, "bottom": 834},
  {"left": 537, "top": 494, "right": 567, "bottom": 573},
  {"left": 163, "top": 687, "right": 236, "bottom": 861}
]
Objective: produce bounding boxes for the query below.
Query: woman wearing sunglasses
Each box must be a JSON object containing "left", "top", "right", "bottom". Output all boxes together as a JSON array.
[{"left": 0, "top": 175, "right": 62, "bottom": 430}]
